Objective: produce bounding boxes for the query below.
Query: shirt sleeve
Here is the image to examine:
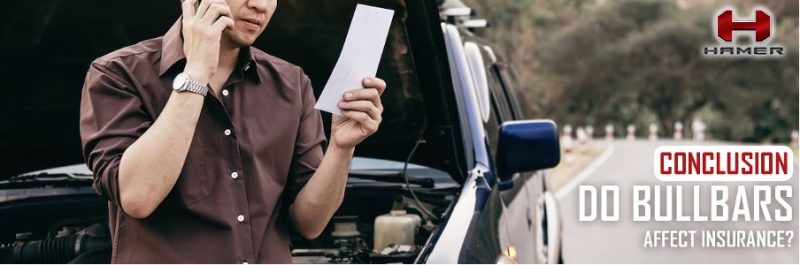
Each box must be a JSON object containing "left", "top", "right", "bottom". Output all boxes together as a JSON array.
[
  {"left": 285, "top": 72, "right": 328, "bottom": 206},
  {"left": 79, "top": 61, "right": 152, "bottom": 207}
]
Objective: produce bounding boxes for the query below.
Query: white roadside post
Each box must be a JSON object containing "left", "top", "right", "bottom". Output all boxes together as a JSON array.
[
  {"left": 576, "top": 127, "right": 587, "bottom": 152},
  {"left": 692, "top": 118, "right": 706, "bottom": 141},
  {"left": 563, "top": 124, "right": 573, "bottom": 142},
  {"left": 626, "top": 124, "right": 636, "bottom": 141},
  {"left": 586, "top": 125, "right": 594, "bottom": 141},
  {"left": 605, "top": 124, "right": 614, "bottom": 141},
  {"left": 562, "top": 125, "right": 574, "bottom": 165},
  {"left": 649, "top": 123, "right": 658, "bottom": 141},
  {"left": 674, "top": 121, "right": 684, "bottom": 140}
]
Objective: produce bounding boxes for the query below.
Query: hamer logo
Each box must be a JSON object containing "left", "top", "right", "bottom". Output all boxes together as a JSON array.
[{"left": 702, "top": 7, "right": 784, "bottom": 58}]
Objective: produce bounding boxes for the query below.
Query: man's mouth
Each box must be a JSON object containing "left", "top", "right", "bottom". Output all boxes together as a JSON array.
[{"left": 239, "top": 18, "right": 262, "bottom": 30}]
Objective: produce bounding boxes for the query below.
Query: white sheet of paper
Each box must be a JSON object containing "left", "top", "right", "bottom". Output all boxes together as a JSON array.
[{"left": 314, "top": 4, "right": 394, "bottom": 115}]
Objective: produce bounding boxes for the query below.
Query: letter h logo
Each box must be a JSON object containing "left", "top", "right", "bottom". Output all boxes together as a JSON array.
[{"left": 716, "top": 9, "right": 771, "bottom": 42}]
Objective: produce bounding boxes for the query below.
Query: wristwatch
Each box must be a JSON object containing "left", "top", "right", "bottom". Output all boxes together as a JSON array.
[{"left": 172, "top": 72, "right": 209, "bottom": 96}]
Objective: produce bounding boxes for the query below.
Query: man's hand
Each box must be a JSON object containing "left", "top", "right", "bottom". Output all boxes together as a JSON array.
[
  {"left": 181, "top": 0, "right": 234, "bottom": 83},
  {"left": 290, "top": 77, "right": 386, "bottom": 238},
  {"left": 331, "top": 77, "right": 387, "bottom": 150}
]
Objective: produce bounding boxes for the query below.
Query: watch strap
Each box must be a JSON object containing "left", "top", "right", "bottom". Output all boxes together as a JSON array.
[
  {"left": 176, "top": 73, "right": 209, "bottom": 97},
  {"left": 183, "top": 78, "right": 209, "bottom": 96}
]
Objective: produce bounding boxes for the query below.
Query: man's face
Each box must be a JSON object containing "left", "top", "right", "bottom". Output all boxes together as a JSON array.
[{"left": 222, "top": 0, "right": 276, "bottom": 47}]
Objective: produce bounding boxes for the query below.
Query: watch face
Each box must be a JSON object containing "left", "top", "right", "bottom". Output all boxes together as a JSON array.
[{"left": 173, "top": 73, "right": 188, "bottom": 91}]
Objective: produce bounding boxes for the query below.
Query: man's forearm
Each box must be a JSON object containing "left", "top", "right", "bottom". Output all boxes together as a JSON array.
[
  {"left": 289, "top": 77, "right": 387, "bottom": 239},
  {"left": 289, "top": 145, "right": 354, "bottom": 239},
  {"left": 115, "top": 0, "right": 234, "bottom": 219},
  {"left": 118, "top": 90, "right": 205, "bottom": 218}
]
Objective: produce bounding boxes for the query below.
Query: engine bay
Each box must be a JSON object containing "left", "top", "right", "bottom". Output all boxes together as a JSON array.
[
  {"left": 289, "top": 186, "right": 456, "bottom": 264},
  {"left": 0, "top": 166, "right": 459, "bottom": 264}
]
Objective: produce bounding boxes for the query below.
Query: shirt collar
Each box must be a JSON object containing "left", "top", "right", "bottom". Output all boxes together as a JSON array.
[{"left": 158, "top": 19, "right": 261, "bottom": 83}]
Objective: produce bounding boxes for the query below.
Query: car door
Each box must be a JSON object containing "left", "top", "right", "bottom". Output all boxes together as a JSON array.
[
  {"left": 445, "top": 30, "right": 539, "bottom": 262},
  {"left": 431, "top": 21, "right": 560, "bottom": 263},
  {"left": 487, "top": 49, "right": 562, "bottom": 264},
  {"left": 480, "top": 44, "right": 541, "bottom": 264}
]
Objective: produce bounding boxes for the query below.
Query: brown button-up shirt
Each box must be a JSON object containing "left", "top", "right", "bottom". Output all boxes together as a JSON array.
[{"left": 79, "top": 20, "right": 327, "bottom": 263}]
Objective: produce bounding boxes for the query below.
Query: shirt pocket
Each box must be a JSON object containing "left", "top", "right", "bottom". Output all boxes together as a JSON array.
[{"left": 175, "top": 131, "right": 213, "bottom": 205}]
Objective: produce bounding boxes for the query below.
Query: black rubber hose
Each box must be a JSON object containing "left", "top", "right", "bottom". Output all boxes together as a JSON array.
[{"left": 19, "top": 235, "right": 79, "bottom": 263}]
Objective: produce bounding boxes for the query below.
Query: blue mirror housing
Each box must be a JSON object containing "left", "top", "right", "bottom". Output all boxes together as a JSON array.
[{"left": 496, "top": 120, "right": 560, "bottom": 181}]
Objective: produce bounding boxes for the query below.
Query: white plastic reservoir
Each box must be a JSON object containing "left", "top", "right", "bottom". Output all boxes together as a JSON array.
[{"left": 373, "top": 210, "right": 422, "bottom": 252}]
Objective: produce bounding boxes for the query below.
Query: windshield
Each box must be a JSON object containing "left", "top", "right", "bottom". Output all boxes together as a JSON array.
[{"left": 0, "top": 0, "right": 430, "bottom": 177}]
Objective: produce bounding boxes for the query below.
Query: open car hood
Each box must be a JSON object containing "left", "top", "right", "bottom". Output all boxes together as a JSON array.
[
  {"left": 4, "top": 157, "right": 458, "bottom": 190},
  {"left": 2, "top": 0, "right": 467, "bottom": 183}
]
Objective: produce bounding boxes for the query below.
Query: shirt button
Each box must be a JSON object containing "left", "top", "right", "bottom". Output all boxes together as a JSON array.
[
  {"left": 237, "top": 214, "right": 245, "bottom": 223},
  {"left": 231, "top": 172, "right": 239, "bottom": 179},
  {"left": 224, "top": 129, "right": 232, "bottom": 136},
  {"left": 222, "top": 89, "right": 229, "bottom": 96},
  {"left": 244, "top": 64, "right": 251, "bottom": 71}
]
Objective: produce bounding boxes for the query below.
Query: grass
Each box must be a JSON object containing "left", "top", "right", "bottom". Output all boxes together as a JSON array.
[{"left": 546, "top": 140, "right": 607, "bottom": 191}]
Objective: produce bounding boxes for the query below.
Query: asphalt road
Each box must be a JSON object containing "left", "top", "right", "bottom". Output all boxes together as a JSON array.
[{"left": 557, "top": 140, "right": 800, "bottom": 263}]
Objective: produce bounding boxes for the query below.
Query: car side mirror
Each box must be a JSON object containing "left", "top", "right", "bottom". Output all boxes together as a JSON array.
[{"left": 496, "top": 120, "right": 560, "bottom": 181}]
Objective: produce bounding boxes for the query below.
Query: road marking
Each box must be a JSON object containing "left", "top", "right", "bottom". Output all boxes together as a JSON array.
[{"left": 554, "top": 145, "right": 615, "bottom": 199}]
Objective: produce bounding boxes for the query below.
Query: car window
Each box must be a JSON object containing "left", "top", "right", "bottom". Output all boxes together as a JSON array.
[
  {"left": 493, "top": 63, "right": 530, "bottom": 119},
  {"left": 486, "top": 64, "right": 514, "bottom": 122},
  {"left": 485, "top": 96, "right": 506, "bottom": 161}
]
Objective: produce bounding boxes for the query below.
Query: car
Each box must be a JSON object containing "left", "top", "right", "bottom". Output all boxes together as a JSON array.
[{"left": 0, "top": 0, "right": 562, "bottom": 263}]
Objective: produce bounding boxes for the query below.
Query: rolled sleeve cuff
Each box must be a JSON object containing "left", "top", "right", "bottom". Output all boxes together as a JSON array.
[{"left": 90, "top": 154, "right": 124, "bottom": 208}]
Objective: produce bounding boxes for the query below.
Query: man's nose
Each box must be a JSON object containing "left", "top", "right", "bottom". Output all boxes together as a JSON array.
[{"left": 246, "top": 0, "right": 271, "bottom": 12}]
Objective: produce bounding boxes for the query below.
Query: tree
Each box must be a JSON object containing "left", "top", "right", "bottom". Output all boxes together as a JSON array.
[{"left": 465, "top": 0, "right": 798, "bottom": 142}]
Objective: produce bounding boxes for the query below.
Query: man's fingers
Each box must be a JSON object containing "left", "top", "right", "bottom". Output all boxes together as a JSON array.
[
  {"left": 343, "top": 88, "right": 378, "bottom": 101},
  {"left": 339, "top": 100, "right": 381, "bottom": 121},
  {"left": 201, "top": 5, "right": 221, "bottom": 24},
  {"left": 181, "top": 0, "right": 197, "bottom": 21},
  {"left": 359, "top": 77, "right": 386, "bottom": 111},
  {"left": 212, "top": 16, "right": 235, "bottom": 32},
  {"left": 202, "top": 3, "right": 232, "bottom": 25},
  {"left": 342, "top": 110, "right": 369, "bottom": 123},
  {"left": 216, "top": 3, "right": 232, "bottom": 19},
  {"left": 342, "top": 111, "right": 379, "bottom": 132},
  {"left": 343, "top": 88, "right": 383, "bottom": 113},
  {"left": 339, "top": 78, "right": 386, "bottom": 136},
  {"left": 194, "top": 0, "right": 212, "bottom": 20},
  {"left": 362, "top": 77, "right": 387, "bottom": 96}
]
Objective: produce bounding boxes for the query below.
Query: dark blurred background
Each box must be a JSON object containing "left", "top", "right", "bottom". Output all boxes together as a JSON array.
[
  {"left": 0, "top": 0, "right": 426, "bottom": 177},
  {"left": 1, "top": 1, "right": 182, "bottom": 177}
]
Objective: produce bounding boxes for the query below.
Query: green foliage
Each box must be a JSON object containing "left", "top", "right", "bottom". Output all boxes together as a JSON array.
[{"left": 464, "top": 0, "right": 798, "bottom": 142}]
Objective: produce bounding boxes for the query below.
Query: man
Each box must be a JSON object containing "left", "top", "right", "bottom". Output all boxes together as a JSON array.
[{"left": 79, "top": 0, "right": 386, "bottom": 263}]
